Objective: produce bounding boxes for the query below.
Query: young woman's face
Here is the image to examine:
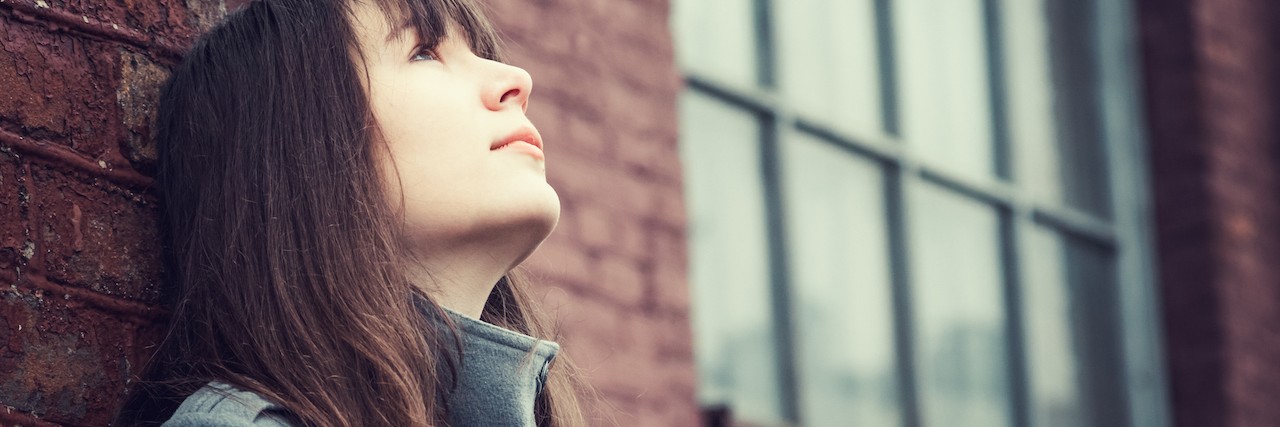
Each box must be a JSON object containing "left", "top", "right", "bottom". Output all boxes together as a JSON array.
[{"left": 350, "top": 3, "right": 560, "bottom": 262}]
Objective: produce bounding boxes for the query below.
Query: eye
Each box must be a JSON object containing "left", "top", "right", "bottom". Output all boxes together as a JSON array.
[{"left": 410, "top": 45, "right": 439, "bottom": 62}]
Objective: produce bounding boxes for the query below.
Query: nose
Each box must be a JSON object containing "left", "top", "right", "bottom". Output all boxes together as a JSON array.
[{"left": 484, "top": 61, "right": 533, "bottom": 113}]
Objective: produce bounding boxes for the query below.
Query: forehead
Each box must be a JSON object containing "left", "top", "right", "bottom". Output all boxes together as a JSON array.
[{"left": 348, "top": 1, "right": 410, "bottom": 47}]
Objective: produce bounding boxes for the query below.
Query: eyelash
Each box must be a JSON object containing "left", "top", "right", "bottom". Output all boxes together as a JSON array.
[{"left": 410, "top": 45, "right": 439, "bottom": 62}]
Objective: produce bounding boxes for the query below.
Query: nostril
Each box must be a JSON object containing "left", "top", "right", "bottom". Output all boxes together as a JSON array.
[{"left": 499, "top": 88, "right": 521, "bottom": 104}]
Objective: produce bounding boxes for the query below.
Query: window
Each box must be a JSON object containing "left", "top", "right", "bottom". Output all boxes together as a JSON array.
[{"left": 673, "top": 0, "right": 1170, "bottom": 426}]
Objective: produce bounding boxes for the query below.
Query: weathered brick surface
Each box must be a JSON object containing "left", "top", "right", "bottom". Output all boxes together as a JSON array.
[
  {"left": 30, "top": 162, "right": 162, "bottom": 303},
  {"left": 0, "top": 0, "right": 695, "bottom": 425},
  {"left": 0, "top": 290, "right": 146, "bottom": 426},
  {"left": 0, "top": 18, "right": 127, "bottom": 159},
  {"left": 1138, "top": 0, "right": 1280, "bottom": 425}
]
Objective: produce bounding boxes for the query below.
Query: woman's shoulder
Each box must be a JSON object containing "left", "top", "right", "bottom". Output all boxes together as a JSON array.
[{"left": 161, "top": 381, "right": 300, "bottom": 427}]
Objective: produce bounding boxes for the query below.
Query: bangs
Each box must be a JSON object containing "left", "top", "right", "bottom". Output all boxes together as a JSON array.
[{"left": 363, "top": 0, "right": 503, "bottom": 61}]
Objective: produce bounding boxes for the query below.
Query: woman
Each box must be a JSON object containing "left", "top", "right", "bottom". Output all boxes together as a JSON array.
[{"left": 111, "top": 0, "right": 585, "bottom": 425}]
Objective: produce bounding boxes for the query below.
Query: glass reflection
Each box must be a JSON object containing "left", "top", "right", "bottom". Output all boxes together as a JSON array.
[
  {"left": 783, "top": 132, "right": 901, "bottom": 426},
  {"left": 895, "top": 0, "right": 996, "bottom": 179},
  {"left": 678, "top": 91, "right": 785, "bottom": 423},
  {"left": 1023, "top": 227, "right": 1127, "bottom": 427},
  {"left": 673, "top": 0, "right": 761, "bottom": 87},
  {"left": 777, "top": 0, "right": 884, "bottom": 137},
  {"left": 909, "top": 184, "right": 1011, "bottom": 427},
  {"left": 1003, "top": 0, "right": 1111, "bottom": 217}
]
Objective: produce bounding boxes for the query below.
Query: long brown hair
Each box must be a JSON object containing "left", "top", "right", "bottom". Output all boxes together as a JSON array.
[{"left": 112, "top": 0, "right": 584, "bottom": 425}]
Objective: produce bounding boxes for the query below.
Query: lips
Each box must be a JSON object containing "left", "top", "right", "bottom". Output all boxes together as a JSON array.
[{"left": 491, "top": 127, "right": 543, "bottom": 151}]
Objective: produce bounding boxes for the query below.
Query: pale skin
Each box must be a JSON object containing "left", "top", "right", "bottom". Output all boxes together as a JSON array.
[{"left": 348, "top": 2, "right": 561, "bottom": 319}]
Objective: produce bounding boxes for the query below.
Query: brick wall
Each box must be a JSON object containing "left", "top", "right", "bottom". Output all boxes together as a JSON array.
[
  {"left": 1137, "top": 0, "right": 1280, "bottom": 425},
  {"left": 0, "top": 0, "right": 697, "bottom": 425},
  {"left": 0, "top": 0, "right": 204, "bottom": 424}
]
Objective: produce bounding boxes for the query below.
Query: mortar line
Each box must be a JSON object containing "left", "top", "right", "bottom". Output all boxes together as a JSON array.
[
  {"left": 0, "top": 128, "right": 154, "bottom": 190},
  {"left": 1, "top": 0, "right": 187, "bottom": 63}
]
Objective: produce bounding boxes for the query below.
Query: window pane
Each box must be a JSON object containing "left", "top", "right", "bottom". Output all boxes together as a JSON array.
[
  {"left": 909, "top": 184, "right": 1011, "bottom": 427},
  {"left": 783, "top": 133, "right": 901, "bottom": 427},
  {"left": 777, "top": 0, "right": 884, "bottom": 137},
  {"left": 895, "top": 0, "right": 995, "bottom": 179},
  {"left": 673, "top": 0, "right": 760, "bottom": 87},
  {"left": 678, "top": 91, "right": 784, "bottom": 422},
  {"left": 1023, "top": 227, "right": 1127, "bottom": 427},
  {"left": 1003, "top": 0, "right": 1110, "bottom": 216}
]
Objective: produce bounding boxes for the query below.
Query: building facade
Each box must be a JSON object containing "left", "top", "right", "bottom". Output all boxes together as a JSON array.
[
  {"left": 676, "top": 0, "right": 1160, "bottom": 425},
  {"left": 0, "top": 0, "right": 1276, "bottom": 426},
  {"left": 674, "top": 0, "right": 1280, "bottom": 426}
]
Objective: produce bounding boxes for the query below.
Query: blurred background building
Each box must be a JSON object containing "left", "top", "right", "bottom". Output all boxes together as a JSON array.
[
  {"left": 676, "top": 0, "right": 1159, "bottom": 425},
  {"left": 672, "top": 0, "right": 1280, "bottom": 426},
  {"left": 0, "top": 0, "right": 1277, "bottom": 426}
]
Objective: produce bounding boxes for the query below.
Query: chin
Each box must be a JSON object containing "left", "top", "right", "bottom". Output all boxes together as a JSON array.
[
  {"left": 484, "top": 182, "right": 561, "bottom": 239},
  {"left": 518, "top": 184, "right": 562, "bottom": 236},
  {"left": 409, "top": 181, "right": 560, "bottom": 246}
]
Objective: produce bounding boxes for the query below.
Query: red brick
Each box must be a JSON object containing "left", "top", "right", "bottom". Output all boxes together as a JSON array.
[
  {"left": 651, "top": 258, "right": 689, "bottom": 313},
  {"left": 563, "top": 109, "right": 615, "bottom": 159},
  {"left": 0, "top": 288, "right": 142, "bottom": 426},
  {"left": 485, "top": 0, "right": 547, "bottom": 46},
  {"left": 525, "top": 102, "right": 567, "bottom": 155},
  {"left": 651, "top": 184, "right": 688, "bottom": 229},
  {"left": 1140, "top": 0, "right": 1280, "bottom": 425},
  {"left": 569, "top": 202, "right": 616, "bottom": 251},
  {"left": 589, "top": 392, "right": 641, "bottom": 427},
  {"left": 511, "top": 38, "right": 610, "bottom": 123},
  {"left": 651, "top": 312, "right": 694, "bottom": 363},
  {"left": 524, "top": 232, "right": 595, "bottom": 288},
  {"left": 555, "top": 296, "right": 648, "bottom": 395},
  {"left": 0, "top": 151, "right": 30, "bottom": 279},
  {"left": 595, "top": 34, "right": 679, "bottom": 96},
  {"left": 36, "top": 0, "right": 218, "bottom": 41},
  {"left": 603, "top": 172, "right": 662, "bottom": 217},
  {"left": 30, "top": 163, "right": 162, "bottom": 303},
  {"left": 529, "top": 282, "right": 578, "bottom": 328},
  {"left": 650, "top": 395, "right": 701, "bottom": 427},
  {"left": 595, "top": 253, "right": 646, "bottom": 307},
  {"left": 546, "top": 150, "right": 666, "bottom": 220},
  {"left": 615, "top": 128, "right": 683, "bottom": 183},
  {"left": 649, "top": 225, "right": 687, "bottom": 270},
  {"left": 0, "top": 20, "right": 126, "bottom": 159},
  {"left": 555, "top": 293, "right": 628, "bottom": 351},
  {"left": 589, "top": 339, "right": 656, "bottom": 400},
  {"left": 609, "top": 215, "right": 650, "bottom": 262}
]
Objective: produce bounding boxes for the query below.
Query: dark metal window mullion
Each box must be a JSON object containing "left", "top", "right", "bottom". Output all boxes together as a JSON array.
[
  {"left": 981, "top": 0, "right": 1031, "bottom": 426},
  {"left": 756, "top": 0, "right": 801, "bottom": 422},
  {"left": 754, "top": 0, "right": 777, "bottom": 89},
  {"left": 871, "top": 0, "right": 921, "bottom": 426},
  {"left": 1000, "top": 208, "right": 1035, "bottom": 427},
  {"left": 1092, "top": 0, "right": 1171, "bottom": 425},
  {"left": 874, "top": 0, "right": 901, "bottom": 138},
  {"left": 761, "top": 109, "right": 805, "bottom": 424},
  {"left": 885, "top": 158, "right": 922, "bottom": 427}
]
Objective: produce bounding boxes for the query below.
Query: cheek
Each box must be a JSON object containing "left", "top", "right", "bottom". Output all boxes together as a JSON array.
[
  {"left": 370, "top": 73, "right": 473, "bottom": 150},
  {"left": 372, "top": 106, "right": 493, "bottom": 220},
  {"left": 373, "top": 94, "right": 481, "bottom": 182}
]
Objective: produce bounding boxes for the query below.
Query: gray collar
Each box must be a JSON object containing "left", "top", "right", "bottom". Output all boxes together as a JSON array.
[{"left": 434, "top": 306, "right": 559, "bottom": 426}]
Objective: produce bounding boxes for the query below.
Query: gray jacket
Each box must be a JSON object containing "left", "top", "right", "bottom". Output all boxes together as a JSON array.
[{"left": 161, "top": 307, "right": 560, "bottom": 426}]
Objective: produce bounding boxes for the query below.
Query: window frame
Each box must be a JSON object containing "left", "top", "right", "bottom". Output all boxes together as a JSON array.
[{"left": 674, "top": 0, "right": 1171, "bottom": 425}]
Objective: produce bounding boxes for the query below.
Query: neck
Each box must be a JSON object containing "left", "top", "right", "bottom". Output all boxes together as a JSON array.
[{"left": 405, "top": 239, "right": 538, "bottom": 319}]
